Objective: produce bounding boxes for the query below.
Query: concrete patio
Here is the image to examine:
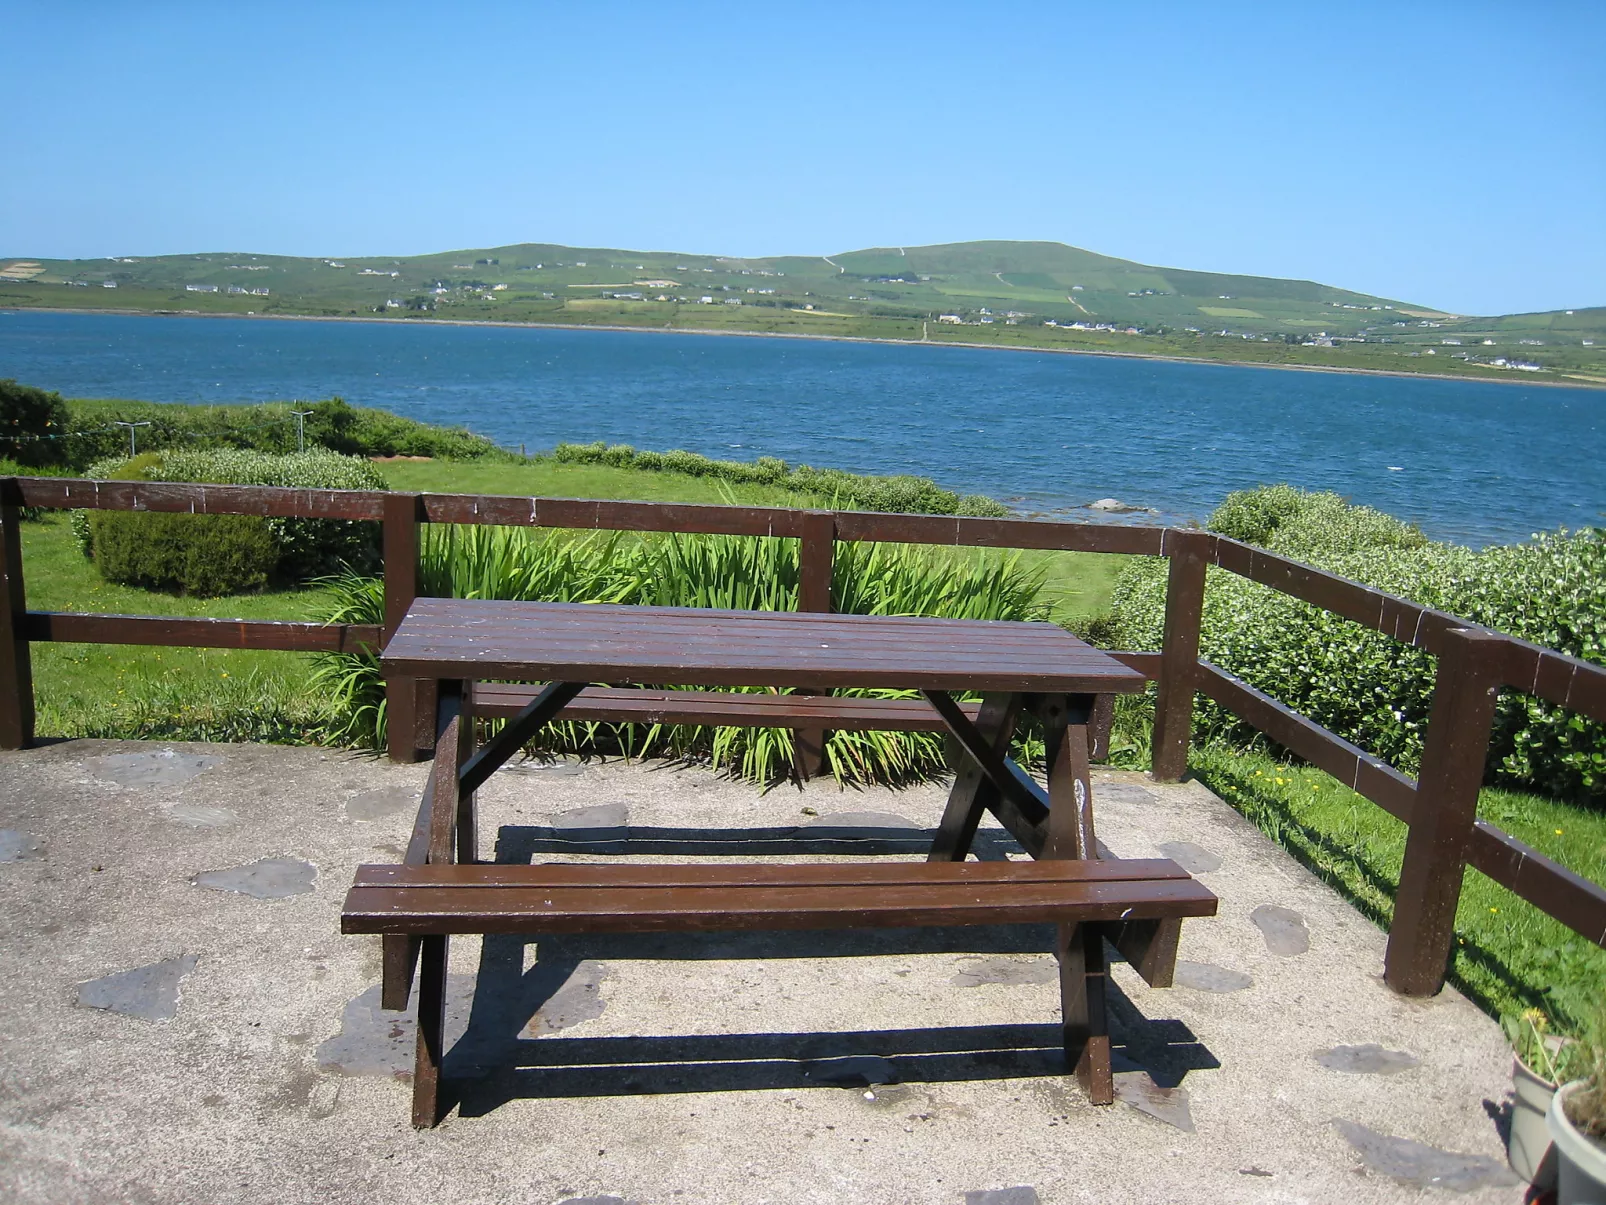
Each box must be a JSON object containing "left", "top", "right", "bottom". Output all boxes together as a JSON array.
[{"left": 0, "top": 739, "right": 1527, "bottom": 1204}]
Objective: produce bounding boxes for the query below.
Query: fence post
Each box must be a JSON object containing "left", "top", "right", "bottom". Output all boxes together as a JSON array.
[
  {"left": 1384, "top": 626, "right": 1505, "bottom": 996},
  {"left": 383, "top": 492, "right": 428, "bottom": 763},
  {"left": 1149, "top": 529, "right": 1209, "bottom": 782},
  {"left": 793, "top": 511, "right": 836, "bottom": 780},
  {"left": 0, "top": 480, "right": 34, "bottom": 750}
]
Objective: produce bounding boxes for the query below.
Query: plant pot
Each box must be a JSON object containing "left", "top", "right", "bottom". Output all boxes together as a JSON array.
[
  {"left": 1512, "top": 1057, "right": 1560, "bottom": 1186},
  {"left": 1548, "top": 1081, "right": 1606, "bottom": 1205}
]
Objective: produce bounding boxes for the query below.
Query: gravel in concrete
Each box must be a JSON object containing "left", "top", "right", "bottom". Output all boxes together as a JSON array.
[{"left": 0, "top": 740, "right": 1524, "bottom": 1204}]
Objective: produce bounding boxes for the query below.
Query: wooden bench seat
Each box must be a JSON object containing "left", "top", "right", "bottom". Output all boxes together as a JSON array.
[
  {"left": 467, "top": 683, "right": 1114, "bottom": 761},
  {"left": 341, "top": 857, "right": 1216, "bottom": 935}
]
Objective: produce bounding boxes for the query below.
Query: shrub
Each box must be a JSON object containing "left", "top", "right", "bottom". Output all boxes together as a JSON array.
[
  {"left": 90, "top": 510, "right": 279, "bottom": 596},
  {"left": 550, "top": 441, "right": 1010, "bottom": 516},
  {"left": 1104, "top": 485, "right": 1606, "bottom": 803},
  {"left": 76, "top": 448, "right": 389, "bottom": 584},
  {"left": 59, "top": 397, "right": 500, "bottom": 468},
  {"left": 0, "top": 380, "right": 71, "bottom": 468}
]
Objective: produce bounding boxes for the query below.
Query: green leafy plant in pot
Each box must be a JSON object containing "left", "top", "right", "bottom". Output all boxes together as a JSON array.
[
  {"left": 1506, "top": 1010, "right": 1590, "bottom": 1186},
  {"left": 1546, "top": 1001, "right": 1606, "bottom": 1205}
]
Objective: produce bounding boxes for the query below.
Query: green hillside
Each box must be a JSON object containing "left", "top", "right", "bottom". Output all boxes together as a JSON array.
[{"left": 3, "top": 240, "right": 1602, "bottom": 386}]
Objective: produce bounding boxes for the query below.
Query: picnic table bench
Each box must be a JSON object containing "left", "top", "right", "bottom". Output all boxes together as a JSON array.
[{"left": 342, "top": 599, "right": 1218, "bottom": 1128}]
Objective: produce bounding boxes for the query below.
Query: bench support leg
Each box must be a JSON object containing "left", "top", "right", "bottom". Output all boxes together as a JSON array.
[
  {"left": 1037, "top": 694, "right": 1096, "bottom": 861},
  {"left": 1060, "top": 921, "right": 1114, "bottom": 1104},
  {"left": 411, "top": 934, "right": 449, "bottom": 1128},
  {"left": 928, "top": 693, "right": 1021, "bottom": 862}
]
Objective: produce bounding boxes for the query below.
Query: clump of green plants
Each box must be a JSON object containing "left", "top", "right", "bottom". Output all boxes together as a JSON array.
[
  {"left": 1505, "top": 1008, "right": 1593, "bottom": 1086},
  {"left": 74, "top": 447, "right": 389, "bottom": 595},
  {"left": 56, "top": 395, "right": 500, "bottom": 468},
  {"left": 0, "top": 379, "right": 70, "bottom": 468},
  {"left": 551, "top": 441, "right": 1008, "bottom": 516},
  {"left": 1104, "top": 485, "right": 1606, "bottom": 803},
  {"left": 91, "top": 510, "right": 280, "bottom": 596},
  {"left": 311, "top": 525, "right": 1046, "bottom": 783}
]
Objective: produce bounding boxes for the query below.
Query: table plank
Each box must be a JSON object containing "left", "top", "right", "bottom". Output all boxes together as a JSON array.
[{"left": 383, "top": 599, "right": 1146, "bottom": 695}]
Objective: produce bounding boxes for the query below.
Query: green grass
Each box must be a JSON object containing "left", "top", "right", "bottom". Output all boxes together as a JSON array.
[
  {"left": 20, "top": 512, "right": 337, "bottom": 741},
  {"left": 1190, "top": 743, "right": 1606, "bottom": 1032},
  {"left": 15, "top": 459, "right": 1129, "bottom": 741}
]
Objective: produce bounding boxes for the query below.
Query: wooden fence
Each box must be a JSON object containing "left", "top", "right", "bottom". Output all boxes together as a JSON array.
[{"left": 1, "top": 475, "right": 1603, "bottom": 999}]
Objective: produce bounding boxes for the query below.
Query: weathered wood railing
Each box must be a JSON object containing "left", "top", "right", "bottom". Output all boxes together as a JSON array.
[{"left": 0, "top": 475, "right": 1602, "bottom": 999}]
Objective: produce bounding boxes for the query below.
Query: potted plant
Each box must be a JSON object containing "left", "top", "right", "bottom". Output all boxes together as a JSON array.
[
  {"left": 1505, "top": 1009, "right": 1584, "bottom": 1186},
  {"left": 1548, "top": 1025, "right": 1606, "bottom": 1205}
]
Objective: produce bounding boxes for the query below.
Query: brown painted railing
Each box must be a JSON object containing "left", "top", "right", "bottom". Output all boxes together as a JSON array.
[{"left": 1, "top": 475, "right": 1602, "bottom": 998}]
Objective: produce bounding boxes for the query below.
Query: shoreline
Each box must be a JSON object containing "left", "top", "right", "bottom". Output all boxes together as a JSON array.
[{"left": 6, "top": 304, "right": 1603, "bottom": 392}]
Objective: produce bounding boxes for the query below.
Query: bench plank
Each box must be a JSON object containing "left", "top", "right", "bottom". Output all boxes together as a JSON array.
[
  {"left": 342, "top": 864, "right": 1217, "bottom": 935},
  {"left": 469, "top": 683, "right": 980, "bottom": 731}
]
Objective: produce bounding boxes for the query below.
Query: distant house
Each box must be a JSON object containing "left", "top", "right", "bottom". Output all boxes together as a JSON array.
[
  {"left": 724, "top": 298, "right": 741, "bottom": 306},
  {"left": 937, "top": 314, "right": 963, "bottom": 324},
  {"left": 185, "top": 284, "right": 219, "bottom": 293},
  {"left": 700, "top": 296, "right": 714, "bottom": 304},
  {"left": 250, "top": 287, "right": 269, "bottom": 296},
  {"left": 102, "top": 280, "right": 117, "bottom": 288}
]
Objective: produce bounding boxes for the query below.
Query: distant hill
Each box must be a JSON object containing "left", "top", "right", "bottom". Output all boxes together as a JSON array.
[{"left": 3, "top": 240, "right": 1601, "bottom": 385}]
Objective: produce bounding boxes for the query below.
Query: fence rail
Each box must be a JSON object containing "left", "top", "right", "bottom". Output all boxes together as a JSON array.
[{"left": 1, "top": 475, "right": 1603, "bottom": 997}]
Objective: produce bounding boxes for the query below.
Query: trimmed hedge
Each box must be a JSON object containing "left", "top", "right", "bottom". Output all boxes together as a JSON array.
[
  {"left": 53, "top": 395, "right": 500, "bottom": 469},
  {"left": 1105, "top": 486, "right": 1606, "bottom": 803},
  {"left": 0, "top": 380, "right": 70, "bottom": 469},
  {"left": 90, "top": 510, "right": 279, "bottom": 596},
  {"left": 76, "top": 448, "right": 389, "bottom": 588},
  {"left": 550, "top": 441, "right": 1010, "bottom": 516}
]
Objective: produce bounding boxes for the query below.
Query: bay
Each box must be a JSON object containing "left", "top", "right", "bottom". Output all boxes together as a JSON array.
[{"left": 1, "top": 308, "right": 1601, "bottom": 546}]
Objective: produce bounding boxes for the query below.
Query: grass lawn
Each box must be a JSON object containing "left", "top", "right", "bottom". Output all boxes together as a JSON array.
[
  {"left": 1190, "top": 743, "right": 1606, "bottom": 1031},
  {"left": 18, "top": 458, "right": 1130, "bottom": 738}
]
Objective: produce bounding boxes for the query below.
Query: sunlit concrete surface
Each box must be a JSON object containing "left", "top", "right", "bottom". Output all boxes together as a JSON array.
[{"left": 0, "top": 740, "right": 1522, "bottom": 1204}]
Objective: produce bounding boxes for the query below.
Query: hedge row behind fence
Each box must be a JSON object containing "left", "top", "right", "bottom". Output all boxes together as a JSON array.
[
  {"left": 1104, "top": 485, "right": 1606, "bottom": 804},
  {"left": 73, "top": 448, "right": 388, "bottom": 594},
  {"left": 551, "top": 441, "right": 1010, "bottom": 517}
]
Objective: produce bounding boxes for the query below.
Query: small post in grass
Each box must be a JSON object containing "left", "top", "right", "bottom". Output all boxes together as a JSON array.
[
  {"left": 291, "top": 409, "right": 314, "bottom": 454},
  {"left": 0, "top": 479, "right": 33, "bottom": 750},
  {"left": 1150, "top": 529, "right": 1209, "bottom": 782},
  {"left": 1385, "top": 625, "right": 1505, "bottom": 996}
]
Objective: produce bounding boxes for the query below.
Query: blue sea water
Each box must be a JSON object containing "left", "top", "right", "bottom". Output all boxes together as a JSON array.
[{"left": 1, "top": 309, "right": 1601, "bottom": 546}]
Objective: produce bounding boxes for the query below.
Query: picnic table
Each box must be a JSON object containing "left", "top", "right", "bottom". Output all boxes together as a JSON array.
[{"left": 342, "top": 598, "right": 1217, "bottom": 1127}]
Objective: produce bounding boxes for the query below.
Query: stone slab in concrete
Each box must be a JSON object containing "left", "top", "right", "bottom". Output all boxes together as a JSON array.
[
  {"left": 1154, "top": 840, "right": 1222, "bottom": 874},
  {"left": 193, "top": 856, "right": 316, "bottom": 899},
  {"left": 1172, "top": 961, "right": 1253, "bottom": 993},
  {"left": 0, "top": 828, "right": 44, "bottom": 862},
  {"left": 1251, "top": 903, "right": 1311, "bottom": 956},
  {"left": 87, "top": 748, "right": 219, "bottom": 789},
  {"left": 0, "top": 741, "right": 1525, "bottom": 1204},
  {"left": 1317, "top": 1044, "right": 1422, "bottom": 1076},
  {"left": 75, "top": 954, "right": 198, "bottom": 1021},
  {"left": 1333, "top": 1120, "right": 1519, "bottom": 1191}
]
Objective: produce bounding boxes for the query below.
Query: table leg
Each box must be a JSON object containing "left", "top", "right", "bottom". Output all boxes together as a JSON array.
[
  {"left": 444, "top": 680, "right": 478, "bottom": 865},
  {"left": 1037, "top": 693, "right": 1096, "bottom": 860},
  {"left": 1059, "top": 921, "right": 1114, "bottom": 1104},
  {"left": 411, "top": 933, "right": 450, "bottom": 1128},
  {"left": 928, "top": 693, "right": 1022, "bottom": 862}
]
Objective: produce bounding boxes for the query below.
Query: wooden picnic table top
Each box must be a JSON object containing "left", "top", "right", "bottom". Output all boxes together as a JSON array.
[{"left": 382, "top": 598, "right": 1147, "bottom": 695}]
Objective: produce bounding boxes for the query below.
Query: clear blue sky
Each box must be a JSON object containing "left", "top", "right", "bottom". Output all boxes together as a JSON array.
[{"left": 4, "top": 2, "right": 1602, "bottom": 316}]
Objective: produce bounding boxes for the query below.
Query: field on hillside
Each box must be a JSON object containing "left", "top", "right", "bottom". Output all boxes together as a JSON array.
[{"left": 7, "top": 240, "right": 1601, "bottom": 386}]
